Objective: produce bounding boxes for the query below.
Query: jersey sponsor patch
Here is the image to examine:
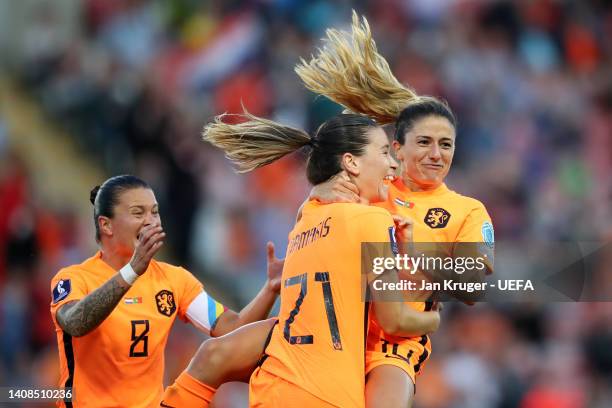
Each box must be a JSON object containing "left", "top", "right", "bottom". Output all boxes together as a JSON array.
[
  {"left": 52, "top": 279, "right": 71, "bottom": 304},
  {"left": 424, "top": 208, "right": 451, "bottom": 229},
  {"left": 481, "top": 221, "right": 494, "bottom": 248},
  {"left": 155, "top": 290, "right": 176, "bottom": 317}
]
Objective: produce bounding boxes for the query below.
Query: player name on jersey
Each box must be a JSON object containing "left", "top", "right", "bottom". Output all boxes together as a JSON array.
[{"left": 286, "top": 216, "right": 331, "bottom": 256}]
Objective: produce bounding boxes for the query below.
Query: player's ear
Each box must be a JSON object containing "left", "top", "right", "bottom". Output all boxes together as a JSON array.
[
  {"left": 392, "top": 140, "right": 403, "bottom": 161},
  {"left": 341, "top": 152, "right": 360, "bottom": 177},
  {"left": 98, "top": 216, "right": 113, "bottom": 238}
]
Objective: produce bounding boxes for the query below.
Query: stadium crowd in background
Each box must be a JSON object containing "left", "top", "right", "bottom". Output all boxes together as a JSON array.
[{"left": 1, "top": 0, "right": 611, "bottom": 407}]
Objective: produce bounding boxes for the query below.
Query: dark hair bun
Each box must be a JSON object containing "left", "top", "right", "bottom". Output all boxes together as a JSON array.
[{"left": 90, "top": 185, "right": 101, "bottom": 205}]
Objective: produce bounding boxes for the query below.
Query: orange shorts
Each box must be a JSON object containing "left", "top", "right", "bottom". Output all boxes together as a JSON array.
[
  {"left": 249, "top": 367, "right": 337, "bottom": 407},
  {"left": 365, "top": 335, "right": 431, "bottom": 386}
]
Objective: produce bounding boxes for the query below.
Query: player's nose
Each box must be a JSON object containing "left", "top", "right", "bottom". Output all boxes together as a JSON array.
[
  {"left": 389, "top": 155, "right": 398, "bottom": 171},
  {"left": 428, "top": 145, "right": 441, "bottom": 160},
  {"left": 143, "top": 212, "right": 159, "bottom": 228}
]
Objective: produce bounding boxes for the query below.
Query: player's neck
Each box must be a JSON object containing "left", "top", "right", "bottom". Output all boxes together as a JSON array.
[
  {"left": 99, "top": 245, "right": 133, "bottom": 271},
  {"left": 401, "top": 174, "right": 441, "bottom": 192}
]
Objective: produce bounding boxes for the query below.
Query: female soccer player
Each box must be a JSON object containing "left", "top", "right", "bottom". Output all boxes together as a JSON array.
[
  {"left": 296, "top": 12, "right": 495, "bottom": 408},
  {"left": 161, "top": 113, "right": 441, "bottom": 407},
  {"left": 49, "top": 175, "right": 284, "bottom": 408}
]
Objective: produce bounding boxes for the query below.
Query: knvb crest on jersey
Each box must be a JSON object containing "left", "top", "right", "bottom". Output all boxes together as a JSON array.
[
  {"left": 155, "top": 290, "right": 176, "bottom": 317},
  {"left": 424, "top": 208, "right": 451, "bottom": 229}
]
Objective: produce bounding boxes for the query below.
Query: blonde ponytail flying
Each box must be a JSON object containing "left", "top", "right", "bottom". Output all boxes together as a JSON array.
[
  {"left": 296, "top": 11, "right": 430, "bottom": 124},
  {"left": 202, "top": 111, "right": 311, "bottom": 173}
]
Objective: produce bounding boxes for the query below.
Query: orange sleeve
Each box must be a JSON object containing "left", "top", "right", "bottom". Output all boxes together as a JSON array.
[
  {"left": 456, "top": 201, "right": 493, "bottom": 243},
  {"left": 49, "top": 268, "right": 89, "bottom": 322},
  {"left": 353, "top": 210, "right": 396, "bottom": 242},
  {"left": 175, "top": 267, "right": 204, "bottom": 322},
  {"left": 351, "top": 209, "right": 398, "bottom": 263},
  {"left": 455, "top": 201, "right": 494, "bottom": 272}
]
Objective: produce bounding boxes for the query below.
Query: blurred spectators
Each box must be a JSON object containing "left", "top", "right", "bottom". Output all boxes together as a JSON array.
[
  {"left": 1, "top": 0, "right": 611, "bottom": 406},
  {"left": 0, "top": 145, "right": 90, "bottom": 390}
]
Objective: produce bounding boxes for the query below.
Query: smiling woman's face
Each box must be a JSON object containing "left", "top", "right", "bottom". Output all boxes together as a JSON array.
[
  {"left": 350, "top": 126, "right": 398, "bottom": 203},
  {"left": 393, "top": 115, "right": 456, "bottom": 190},
  {"left": 99, "top": 188, "right": 161, "bottom": 257}
]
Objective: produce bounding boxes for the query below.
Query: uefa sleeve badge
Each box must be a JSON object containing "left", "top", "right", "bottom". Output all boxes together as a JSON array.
[
  {"left": 52, "top": 279, "right": 72, "bottom": 304},
  {"left": 481, "top": 221, "right": 494, "bottom": 248}
]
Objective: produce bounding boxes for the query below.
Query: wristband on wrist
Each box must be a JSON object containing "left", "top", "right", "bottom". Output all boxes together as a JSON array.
[{"left": 119, "top": 263, "right": 139, "bottom": 285}]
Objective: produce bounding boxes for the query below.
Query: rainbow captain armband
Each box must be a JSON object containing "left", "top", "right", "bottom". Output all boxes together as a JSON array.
[
  {"left": 207, "top": 295, "right": 227, "bottom": 329},
  {"left": 186, "top": 291, "right": 228, "bottom": 333}
]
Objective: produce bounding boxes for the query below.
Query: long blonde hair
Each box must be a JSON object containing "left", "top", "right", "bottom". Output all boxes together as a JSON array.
[
  {"left": 203, "top": 111, "right": 378, "bottom": 184},
  {"left": 295, "top": 11, "right": 445, "bottom": 125},
  {"left": 202, "top": 111, "right": 311, "bottom": 173}
]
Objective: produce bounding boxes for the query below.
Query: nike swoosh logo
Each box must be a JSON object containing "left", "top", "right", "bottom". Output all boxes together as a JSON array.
[{"left": 160, "top": 401, "right": 175, "bottom": 407}]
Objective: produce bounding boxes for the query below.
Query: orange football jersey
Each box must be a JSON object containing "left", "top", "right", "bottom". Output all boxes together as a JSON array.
[
  {"left": 253, "top": 201, "right": 396, "bottom": 408},
  {"left": 375, "top": 178, "right": 493, "bottom": 248},
  {"left": 50, "top": 252, "right": 215, "bottom": 408},
  {"left": 367, "top": 178, "right": 494, "bottom": 379}
]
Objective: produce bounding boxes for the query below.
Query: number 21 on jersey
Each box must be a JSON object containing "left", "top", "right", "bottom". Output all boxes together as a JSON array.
[{"left": 283, "top": 272, "right": 342, "bottom": 350}]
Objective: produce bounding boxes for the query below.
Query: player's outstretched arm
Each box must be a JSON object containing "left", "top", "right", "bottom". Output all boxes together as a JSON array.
[
  {"left": 368, "top": 267, "right": 441, "bottom": 338},
  {"left": 210, "top": 242, "right": 283, "bottom": 337},
  {"left": 379, "top": 302, "right": 440, "bottom": 337},
  {"left": 367, "top": 215, "right": 441, "bottom": 338},
  {"left": 56, "top": 224, "right": 165, "bottom": 337}
]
